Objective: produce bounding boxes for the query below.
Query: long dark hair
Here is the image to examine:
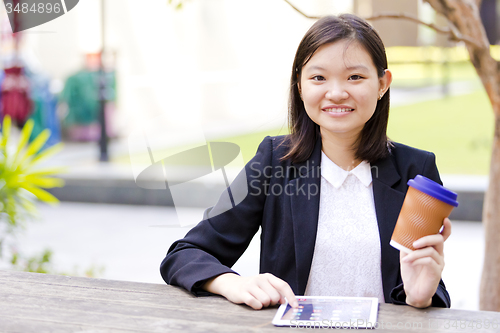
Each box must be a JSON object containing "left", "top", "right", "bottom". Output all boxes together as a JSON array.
[{"left": 282, "top": 14, "right": 391, "bottom": 163}]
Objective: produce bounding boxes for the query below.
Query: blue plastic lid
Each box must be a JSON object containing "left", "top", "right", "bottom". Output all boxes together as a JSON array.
[{"left": 407, "top": 175, "right": 459, "bottom": 207}]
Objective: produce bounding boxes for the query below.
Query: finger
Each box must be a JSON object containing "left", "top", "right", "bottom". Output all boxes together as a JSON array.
[
  {"left": 413, "top": 234, "right": 445, "bottom": 255},
  {"left": 241, "top": 291, "right": 264, "bottom": 310},
  {"left": 247, "top": 285, "right": 272, "bottom": 308},
  {"left": 440, "top": 218, "right": 452, "bottom": 242},
  {"left": 402, "top": 247, "right": 443, "bottom": 267},
  {"left": 407, "top": 256, "right": 441, "bottom": 271},
  {"left": 268, "top": 275, "right": 297, "bottom": 308},
  {"left": 257, "top": 279, "right": 282, "bottom": 306},
  {"left": 266, "top": 274, "right": 298, "bottom": 308}
]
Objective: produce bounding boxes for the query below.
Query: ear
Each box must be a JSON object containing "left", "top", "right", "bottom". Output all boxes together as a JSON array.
[
  {"left": 378, "top": 69, "right": 392, "bottom": 98},
  {"left": 297, "top": 82, "right": 302, "bottom": 100}
]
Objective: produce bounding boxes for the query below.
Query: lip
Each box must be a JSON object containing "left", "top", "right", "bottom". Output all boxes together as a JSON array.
[
  {"left": 321, "top": 104, "right": 355, "bottom": 117},
  {"left": 321, "top": 104, "right": 354, "bottom": 111}
]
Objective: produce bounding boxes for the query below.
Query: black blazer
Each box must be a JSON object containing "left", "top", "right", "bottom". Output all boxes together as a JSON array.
[{"left": 161, "top": 135, "right": 451, "bottom": 307}]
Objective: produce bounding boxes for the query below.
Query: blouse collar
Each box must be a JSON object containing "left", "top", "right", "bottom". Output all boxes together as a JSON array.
[{"left": 320, "top": 151, "right": 372, "bottom": 189}]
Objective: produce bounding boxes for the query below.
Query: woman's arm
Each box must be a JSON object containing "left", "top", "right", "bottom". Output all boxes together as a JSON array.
[
  {"left": 396, "top": 151, "right": 452, "bottom": 308},
  {"left": 203, "top": 273, "right": 298, "bottom": 310},
  {"left": 400, "top": 217, "right": 452, "bottom": 308},
  {"left": 160, "top": 136, "right": 298, "bottom": 309}
]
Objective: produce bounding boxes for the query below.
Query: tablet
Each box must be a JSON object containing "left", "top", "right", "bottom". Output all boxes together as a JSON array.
[{"left": 272, "top": 296, "right": 379, "bottom": 329}]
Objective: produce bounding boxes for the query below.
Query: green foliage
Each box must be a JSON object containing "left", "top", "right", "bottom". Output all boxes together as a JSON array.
[
  {"left": 83, "top": 265, "right": 106, "bottom": 278},
  {"left": 0, "top": 116, "right": 72, "bottom": 276},
  {"left": 0, "top": 116, "right": 65, "bottom": 231},
  {"left": 9, "top": 248, "right": 105, "bottom": 277},
  {"left": 10, "top": 248, "right": 53, "bottom": 274},
  {"left": 167, "top": 0, "right": 189, "bottom": 10}
]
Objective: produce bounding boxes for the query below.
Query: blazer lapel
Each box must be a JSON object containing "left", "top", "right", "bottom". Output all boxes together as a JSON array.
[
  {"left": 371, "top": 154, "right": 405, "bottom": 302},
  {"left": 289, "top": 137, "right": 322, "bottom": 295}
]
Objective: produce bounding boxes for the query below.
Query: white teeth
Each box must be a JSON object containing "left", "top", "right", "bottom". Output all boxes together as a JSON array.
[{"left": 324, "top": 108, "right": 353, "bottom": 113}]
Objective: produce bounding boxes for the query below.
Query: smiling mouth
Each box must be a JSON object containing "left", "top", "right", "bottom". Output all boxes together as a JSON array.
[{"left": 323, "top": 108, "right": 354, "bottom": 113}]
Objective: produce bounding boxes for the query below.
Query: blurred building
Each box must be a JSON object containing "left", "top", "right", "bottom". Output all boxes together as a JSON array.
[
  {"left": 354, "top": 0, "right": 454, "bottom": 47},
  {"left": 354, "top": 0, "right": 419, "bottom": 46},
  {"left": 355, "top": 0, "right": 500, "bottom": 46},
  {"left": 2, "top": 0, "right": 481, "bottom": 145},
  {"left": 2, "top": 0, "right": 319, "bottom": 143}
]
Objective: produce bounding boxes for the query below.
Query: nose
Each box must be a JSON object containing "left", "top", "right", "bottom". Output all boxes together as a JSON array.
[{"left": 325, "top": 82, "right": 349, "bottom": 101}]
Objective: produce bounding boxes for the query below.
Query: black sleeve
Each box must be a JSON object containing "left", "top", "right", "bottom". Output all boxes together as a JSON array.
[
  {"left": 390, "top": 151, "right": 451, "bottom": 308},
  {"left": 159, "top": 136, "right": 274, "bottom": 295},
  {"left": 390, "top": 280, "right": 450, "bottom": 308}
]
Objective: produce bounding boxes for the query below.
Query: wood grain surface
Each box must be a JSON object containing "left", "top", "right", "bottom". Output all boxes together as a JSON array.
[{"left": 0, "top": 270, "right": 498, "bottom": 332}]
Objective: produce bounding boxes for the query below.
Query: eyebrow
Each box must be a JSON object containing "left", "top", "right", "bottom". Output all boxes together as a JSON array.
[
  {"left": 306, "top": 65, "right": 326, "bottom": 71},
  {"left": 345, "top": 65, "right": 370, "bottom": 71},
  {"left": 304, "top": 64, "right": 370, "bottom": 72}
]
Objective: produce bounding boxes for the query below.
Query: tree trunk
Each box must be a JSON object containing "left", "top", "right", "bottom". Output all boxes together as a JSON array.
[
  {"left": 425, "top": 0, "right": 500, "bottom": 311},
  {"left": 480, "top": 113, "right": 500, "bottom": 311}
]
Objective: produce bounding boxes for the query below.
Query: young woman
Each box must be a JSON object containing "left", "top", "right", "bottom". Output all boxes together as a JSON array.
[{"left": 160, "top": 14, "right": 451, "bottom": 310}]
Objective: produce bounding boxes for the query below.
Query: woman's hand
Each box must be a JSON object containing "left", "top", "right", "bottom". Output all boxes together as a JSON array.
[
  {"left": 203, "top": 273, "right": 298, "bottom": 310},
  {"left": 400, "top": 217, "right": 452, "bottom": 308}
]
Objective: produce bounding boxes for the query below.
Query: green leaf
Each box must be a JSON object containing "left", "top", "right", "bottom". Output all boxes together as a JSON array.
[
  {"left": 12, "top": 119, "right": 34, "bottom": 166},
  {"left": 41, "top": 249, "right": 52, "bottom": 264},
  {"left": 0, "top": 115, "right": 65, "bottom": 239},
  {"left": 18, "top": 196, "right": 37, "bottom": 215},
  {"left": 10, "top": 252, "right": 18, "bottom": 265},
  {"left": 5, "top": 195, "right": 17, "bottom": 226},
  {"left": 23, "top": 167, "right": 67, "bottom": 177},
  {"left": 23, "top": 176, "right": 64, "bottom": 188},
  {"left": 1, "top": 116, "right": 11, "bottom": 150},
  {"left": 19, "top": 185, "right": 60, "bottom": 205},
  {"left": 19, "top": 129, "right": 51, "bottom": 166},
  {"left": 26, "top": 143, "right": 63, "bottom": 167}
]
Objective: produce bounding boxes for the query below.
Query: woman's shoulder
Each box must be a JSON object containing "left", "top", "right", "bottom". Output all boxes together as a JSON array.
[
  {"left": 255, "top": 134, "right": 292, "bottom": 160},
  {"left": 386, "top": 141, "right": 441, "bottom": 184},
  {"left": 389, "top": 141, "right": 436, "bottom": 159},
  {"left": 244, "top": 135, "right": 296, "bottom": 176},
  {"left": 387, "top": 141, "right": 437, "bottom": 172},
  {"left": 258, "top": 134, "right": 289, "bottom": 146}
]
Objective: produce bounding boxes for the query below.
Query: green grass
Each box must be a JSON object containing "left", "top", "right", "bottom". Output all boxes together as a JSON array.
[
  {"left": 213, "top": 90, "right": 494, "bottom": 175},
  {"left": 121, "top": 45, "right": 497, "bottom": 174},
  {"left": 212, "top": 48, "right": 495, "bottom": 174},
  {"left": 386, "top": 46, "right": 480, "bottom": 88},
  {"left": 210, "top": 127, "right": 289, "bottom": 164},
  {"left": 389, "top": 62, "right": 478, "bottom": 88},
  {"left": 117, "top": 127, "right": 290, "bottom": 167},
  {"left": 120, "top": 90, "right": 494, "bottom": 175},
  {"left": 387, "top": 90, "right": 494, "bottom": 175}
]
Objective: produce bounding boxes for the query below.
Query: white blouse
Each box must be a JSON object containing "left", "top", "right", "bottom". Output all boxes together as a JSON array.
[{"left": 304, "top": 151, "right": 385, "bottom": 303}]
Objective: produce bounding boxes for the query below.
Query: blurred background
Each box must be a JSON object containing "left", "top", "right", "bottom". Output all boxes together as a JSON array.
[{"left": 0, "top": 0, "right": 496, "bottom": 311}]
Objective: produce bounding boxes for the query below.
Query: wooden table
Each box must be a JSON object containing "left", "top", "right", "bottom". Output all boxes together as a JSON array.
[{"left": 0, "top": 270, "right": 499, "bottom": 332}]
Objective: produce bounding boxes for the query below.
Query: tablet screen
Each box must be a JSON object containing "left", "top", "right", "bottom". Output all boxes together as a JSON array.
[{"left": 272, "top": 296, "right": 378, "bottom": 329}]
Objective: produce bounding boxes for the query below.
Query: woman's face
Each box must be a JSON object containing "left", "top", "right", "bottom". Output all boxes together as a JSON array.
[{"left": 299, "top": 39, "right": 391, "bottom": 141}]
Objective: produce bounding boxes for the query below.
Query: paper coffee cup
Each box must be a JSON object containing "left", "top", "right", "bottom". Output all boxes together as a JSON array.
[{"left": 390, "top": 175, "right": 459, "bottom": 253}]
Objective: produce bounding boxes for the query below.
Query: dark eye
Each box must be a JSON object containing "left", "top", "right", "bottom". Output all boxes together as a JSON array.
[
  {"left": 312, "top": 75, "right": 325, "bottom": 81},
  {"left": 349, "top": 75, "right": 363, "bottom": 81}
]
